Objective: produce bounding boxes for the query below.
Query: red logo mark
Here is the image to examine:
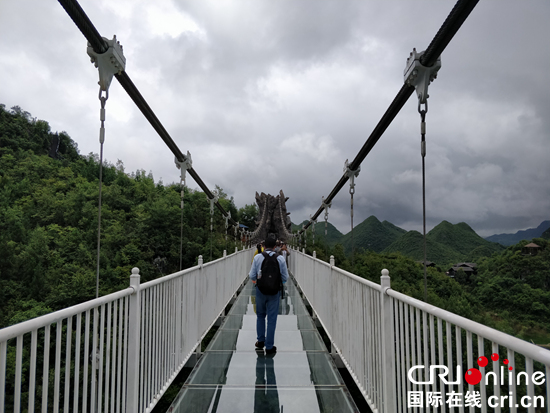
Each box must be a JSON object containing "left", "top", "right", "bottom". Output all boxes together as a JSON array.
[
  {"left": 465, "top": 368, "right": 482, "bottom": 385},
  {"left": 464, "top": 353, "right": 512, "bottom": 385}
]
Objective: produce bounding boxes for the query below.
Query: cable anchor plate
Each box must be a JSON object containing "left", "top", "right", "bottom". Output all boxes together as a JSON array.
[
  {"left": 209, "top": 189, "right": 219, "bottom": 215},
  {"left": 224, "top": 211, "right": 231, "bottom": 229},
  {"left": 404, "top": 48, "right": 441, "bottom": 108},
  {"left": 87, "top": 35, "right": 126, "bottom": 92},
  {"left": 321, "top": 196, "right": 332, "bottom": 221},
  {"left": 175, "top": 151, "right": 193, "bottom": 181},
  {"left": 344, "top": 159, "right": 361, "bottom": 194}
]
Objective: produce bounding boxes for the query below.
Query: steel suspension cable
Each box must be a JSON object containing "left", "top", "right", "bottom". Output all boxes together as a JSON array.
[
  {"left": 95, "top": 93, "right": 106, "bottom": 298},
  {"left": 420, "top": 109, "right": 428, "bottom": 301},
  {"left": 298, "top": 0, "right": 479, "bottom": 235},
  {"left": 58, "top": 0, "right": 238, "bottom": 230}
]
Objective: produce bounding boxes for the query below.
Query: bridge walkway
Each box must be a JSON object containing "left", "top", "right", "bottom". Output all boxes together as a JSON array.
[{"left": 167, "top": 277, "right": 359, "bottom": 412}]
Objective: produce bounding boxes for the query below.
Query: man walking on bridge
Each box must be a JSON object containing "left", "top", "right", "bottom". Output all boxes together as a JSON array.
[{"left": 249, "top": 234, "right": 289, "bottom": 354}]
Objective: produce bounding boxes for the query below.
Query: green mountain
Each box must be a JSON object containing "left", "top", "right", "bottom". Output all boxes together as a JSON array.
[
  {"left": 383, "top": 230, "right": 461, "bottom": 264},
  {"left": 292, "top": 216, "right": 504, "bottom": 265},
  {"left": 428, "top": 221, "right": 503, "bottom": 257},
  {"left": 292, "top": 220, "right": 344, "bottom": 245},
  {"left": 383, "top": 221, "right": 505, "bottom": 266},
  {"left": 341, "top": 215, "right": 407, "bottom": 253}
]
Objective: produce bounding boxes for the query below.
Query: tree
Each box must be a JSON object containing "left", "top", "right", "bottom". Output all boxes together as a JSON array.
[{"left": 238, "top": 203, "right": 259, "bottom": 230}]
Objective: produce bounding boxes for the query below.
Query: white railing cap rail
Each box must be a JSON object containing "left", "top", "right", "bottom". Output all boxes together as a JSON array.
[
  {"left": 387, "top": 288, "right": 550, "bottom": 365},
  {"left": 0, "top": 287, "right": 134, "bottom": 342}
]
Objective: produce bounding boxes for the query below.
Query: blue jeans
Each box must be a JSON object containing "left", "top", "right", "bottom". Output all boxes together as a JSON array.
[{"left": 255, "top": 287, "right": 280, "bottom": 349}]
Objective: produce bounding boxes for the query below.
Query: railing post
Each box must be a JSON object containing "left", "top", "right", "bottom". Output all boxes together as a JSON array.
[
  {"left": 198, "top": 255, "right": 203, "bottom": 268},
  {"left": 380, "top": 269, "right": 396, "bottom": 413},
  {"left": 126, "top": 267, "right": 140, "bottom": 413},
  {"left": 312, "top": 251, "right": 316, "bottom": 259},
  {"left": 330, "top": 255, "right": 335, "bottom": 267}
]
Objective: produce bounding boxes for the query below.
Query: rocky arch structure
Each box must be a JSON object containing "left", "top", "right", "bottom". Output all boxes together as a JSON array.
[{"left": 252, "top": 190, "right": 292, "bottom": 243}]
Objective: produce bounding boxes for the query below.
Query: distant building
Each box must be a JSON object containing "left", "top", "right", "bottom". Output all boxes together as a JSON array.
[
  {"left": 447, "top": 262, "right": 477, "bottom": 278},
  {"left": 522, "top": 242, "right": 541, "bottom": 256},
  {"left": 417, "top": 260, "right": 436, "bottom": 268}
]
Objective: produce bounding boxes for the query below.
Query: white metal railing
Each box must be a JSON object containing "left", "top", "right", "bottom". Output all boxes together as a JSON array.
[
  {"left": 289, "top": 249, "right": 385, "bottom": 411},
  {"left": 0, "top": 248, "right": 252, "bottom": 413},
  {"left": 289, "top": 248, "right": 550, "bottom": 413}
]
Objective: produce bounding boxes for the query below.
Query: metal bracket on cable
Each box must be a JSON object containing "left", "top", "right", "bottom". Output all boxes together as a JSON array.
[
  {"left": 310, "top": 215, "right": 317, "bottom": 245},
  {"left": 321, "top": 196, "right": 332, "bottom": 236},
  {"left": 240, "top": 228, "right": 245, "bottom": 249},
  {"left": 344, "top": 159, "right": 360, "bottom": 187},
  {"left": 344, "top": 159, "right": 360, "bottom": 220},
  {"left": 344, "top": 159, "right": 360, "bottom": 265},
  {"left": 224, "top": 211, "right": 231, "bottom": 241},
  {"left": 404, "top": 48, "right": 441, "bottom": 112},
  {"left": 209, "top": 189, "right": 219, "bottom": 259},
  {"left": 175, "top": 152, "right": 192, "bottom": 206},
  {"left": 209, "top": 190, "right": 219, "bottom": 222},
  {"left": 175, "top": 152, "right": 193, "bottom": 180},
  {"left": 87, "top": 35, "right": 126, "bottom": 93}
]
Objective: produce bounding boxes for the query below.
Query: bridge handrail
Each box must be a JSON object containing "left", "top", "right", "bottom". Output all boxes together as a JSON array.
[
  {"left": 290, "top": 248, "right": 550, "bottom": 413},
  {"left": 140, "top": 249, "right": 247, "bottom": 290},
  {"left": 289, "top": 248, "right": 386, "bottom": 411},
  {"left": 0, "top": 248, "right": 253, "bottom": 413},
  {"left": 0, "top": 288, "right": 134, "bottom": 342},
  {"left": 386, "top": 287, "right": 550, "bottom": 365}
]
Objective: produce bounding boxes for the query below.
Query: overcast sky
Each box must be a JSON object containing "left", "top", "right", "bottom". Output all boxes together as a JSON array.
[{"left": 1, "top": 1, "right": 548, "bottom": 238}]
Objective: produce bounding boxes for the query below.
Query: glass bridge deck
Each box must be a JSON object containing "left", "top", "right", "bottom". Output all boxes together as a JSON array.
[{"left": 167, "top": 277, "right": 359, "bottom": 412}]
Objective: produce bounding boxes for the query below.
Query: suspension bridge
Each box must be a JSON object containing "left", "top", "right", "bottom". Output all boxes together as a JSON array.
[{"left": 1, "top": 0, "right": 549, "bottom": 412}]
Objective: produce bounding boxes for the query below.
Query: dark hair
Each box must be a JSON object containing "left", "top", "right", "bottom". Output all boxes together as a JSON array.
[
  {"left": 265, "top": 234, "right": 277, "bottom": 248},
  {"left": 256, "top": 244, "right": 262, "bottom": 254}
]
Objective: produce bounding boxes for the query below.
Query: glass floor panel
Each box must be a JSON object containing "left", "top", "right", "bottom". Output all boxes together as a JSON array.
[
  {"left": 220, "top": 314, "right": 316, "bottom": 331},
  {"left": 168, "top": 278, "right": 359, "bottom": 413},
  {"left": 169, "top": 386, "right": 358, "bottom": 413},
  {"left": 206, "top": 329, "right": 326, "bottom": 352},
  {"left": 186, "top": 351, "right": 344, "bottom": 386}
]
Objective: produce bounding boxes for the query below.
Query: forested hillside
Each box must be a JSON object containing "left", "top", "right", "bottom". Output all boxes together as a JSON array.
[
  {"left": 292, "top": 220, "right": 343, "bottom": 245},
  {"left": 0, "top": 105, "right": 255, "bottom": 328},
  {"left": 341, "top": 216, "right": 407, "bottom": 253},
  {"left": 383, "top": 220, "right": 505, "bottom": 267}
]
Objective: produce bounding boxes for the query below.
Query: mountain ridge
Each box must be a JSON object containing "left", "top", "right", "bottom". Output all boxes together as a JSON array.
[
  {"left": 290, "top": 217, "right": 550, "bottom": 266},
  {"left": 484, "top": 221, "right": 550, "bottom": 246}
]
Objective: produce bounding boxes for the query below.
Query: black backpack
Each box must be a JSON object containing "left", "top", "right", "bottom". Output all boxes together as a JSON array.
[{"left": 257, "top": 252, "right": 282, "bottom": 295}]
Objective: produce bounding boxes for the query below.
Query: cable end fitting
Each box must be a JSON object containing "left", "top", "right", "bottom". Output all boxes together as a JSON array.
[
  {"left": 87, "top": 35, "right": 126, "bottom": 92},
  {"left": 175, "top": 151, "right": 193, "bottom": 180},
  {"left": 404, "top": 48, "right": 441, "bottom": 105},
  {"left": 344, "top": 159, "right": 361, "bottom": 193}
]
